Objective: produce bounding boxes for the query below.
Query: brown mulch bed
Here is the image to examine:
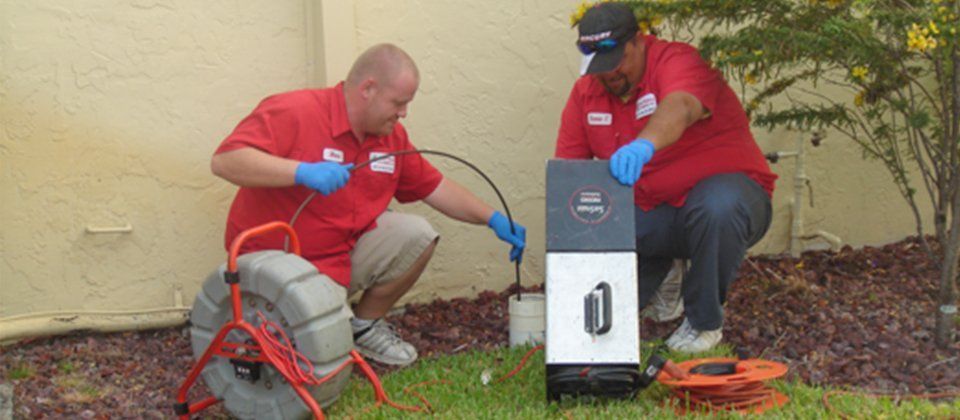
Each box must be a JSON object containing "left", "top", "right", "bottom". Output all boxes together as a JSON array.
[{"left": 1, "top": 236, "right": 957, "bottom": 418}]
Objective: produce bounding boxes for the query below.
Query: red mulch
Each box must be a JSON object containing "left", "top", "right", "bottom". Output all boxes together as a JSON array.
[{"left": 1, "top": 236, "right": 957, "bottom": 418}]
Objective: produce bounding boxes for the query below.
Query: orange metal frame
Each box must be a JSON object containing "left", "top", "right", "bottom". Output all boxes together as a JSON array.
[{"left": 173, "top": 221, "right": 326, "bottom": 419}]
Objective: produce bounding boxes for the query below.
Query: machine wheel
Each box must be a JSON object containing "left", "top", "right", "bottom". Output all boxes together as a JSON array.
[{"left": 190, "top": 250, "right": 353, "bottom": 419}]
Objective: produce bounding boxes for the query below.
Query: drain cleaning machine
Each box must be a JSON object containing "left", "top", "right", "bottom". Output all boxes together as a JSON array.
[{"left": 544, "top": 159, "right": 646, "bottom": 400}]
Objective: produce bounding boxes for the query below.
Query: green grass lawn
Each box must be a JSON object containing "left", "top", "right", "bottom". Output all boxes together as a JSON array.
[{"left": 325, "top": 343, "right": 959, "bottom": 419}]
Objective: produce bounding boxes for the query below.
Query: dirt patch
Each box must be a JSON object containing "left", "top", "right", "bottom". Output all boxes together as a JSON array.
[{"left": 1, "top": 236, "right": 957, "bottom": 417}]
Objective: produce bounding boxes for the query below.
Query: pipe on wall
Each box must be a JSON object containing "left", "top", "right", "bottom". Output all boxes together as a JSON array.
[
  {"left": 0, "top": 307, "right": 190, "bottom": 346},
  {"left": 768, "top": 132, "right": 844, "bottom": 257},
  {"left": 1, "top": 288, "right": 190, "bottom": 346}
]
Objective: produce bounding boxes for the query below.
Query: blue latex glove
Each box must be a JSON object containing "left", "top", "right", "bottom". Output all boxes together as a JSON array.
[
  {"left": 487, "top": 210, "right": 526, "bottom": 263},
  {"left": 609, "top": 138, "right": 655, "bottom": 186},
  {"left": 294, "top": 162, "right": 354, "bottom": 196}
]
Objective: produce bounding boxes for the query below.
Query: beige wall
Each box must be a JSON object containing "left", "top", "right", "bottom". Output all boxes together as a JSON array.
[
  {"left": 0, "top": 0, "right": 930, "bottom": 335},
  {"left": 1, "top": 0, "right": 309, "bottom": 323}
]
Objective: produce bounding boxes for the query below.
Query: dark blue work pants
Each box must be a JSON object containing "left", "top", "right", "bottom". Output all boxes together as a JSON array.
[{"left": 636, "top": 173, "right": 772, "bottom": 330}]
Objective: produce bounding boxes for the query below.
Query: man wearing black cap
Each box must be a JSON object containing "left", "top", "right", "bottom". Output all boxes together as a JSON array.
[{"left": 555, "top": 2, "right": 777, "bottom": 353}]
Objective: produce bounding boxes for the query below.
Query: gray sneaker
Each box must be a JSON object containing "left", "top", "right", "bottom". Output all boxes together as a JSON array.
[
  {"left": 353, "top": 319, "right": 418, "bottom": 366},
  {"left": 666, "top": 317, "right": 722, "bottom": 353},
  {"left": 643, "top": 260, "right": 684, "bottom": 322}
]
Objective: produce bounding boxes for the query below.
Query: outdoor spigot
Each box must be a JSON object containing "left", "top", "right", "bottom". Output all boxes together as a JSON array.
[{"left": 811, "top": 131, "right": 825, "bottom": 147}]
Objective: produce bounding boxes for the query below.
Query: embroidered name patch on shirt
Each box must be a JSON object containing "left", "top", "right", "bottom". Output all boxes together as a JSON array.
[
  {"left": 323, "top": 147, "right": 344, "bottom": 163},
  {"left": 635, "top": 93, "right": 658, "bottom": 120},
  {"left": 587, "top": 112, "right": 613, "bottom": 126},
  {"left": 369, "top": 152, "right": 396, "bottom": 174}
]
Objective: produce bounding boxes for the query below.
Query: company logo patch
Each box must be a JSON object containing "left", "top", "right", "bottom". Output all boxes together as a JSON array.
[
  {"left": 568, "top": 186, "right": 613, "bottom": 225},
  {"left": 369, "top": 152, "right": 396, "bottom": 174},
  {"left": 635, "top": 93, "right": 658, "bottom": 120},
  {"left": 587, "top": 112, "right": 613, "bottom": 126},
  {"left": 323, "top": 148, "right": 344, "bottom": 163}
]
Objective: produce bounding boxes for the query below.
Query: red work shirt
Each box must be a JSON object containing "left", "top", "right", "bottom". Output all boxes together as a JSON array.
[
  {"left": 215, "top": 83, "right": 443, "bottom": 287},
  {"left": 556, "top": 35, "right": 776, "bottom": 210}
]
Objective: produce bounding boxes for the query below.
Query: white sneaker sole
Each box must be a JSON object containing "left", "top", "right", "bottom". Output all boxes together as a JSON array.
[{"left": 355, "top": 346, "right": 418, "bottom": 366}]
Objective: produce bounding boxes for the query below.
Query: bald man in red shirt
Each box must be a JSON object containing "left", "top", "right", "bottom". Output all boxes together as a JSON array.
[
  {"left": 212, "top": 44, "right": 526, "bottom": 366},
  {"left": 557, "top": 3, "right": 776, "bottom": 352}
]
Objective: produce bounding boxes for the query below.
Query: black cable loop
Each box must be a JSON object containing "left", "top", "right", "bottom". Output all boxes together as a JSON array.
[{"left": 286, "top": 149, "right": 522, "bottom": 296}]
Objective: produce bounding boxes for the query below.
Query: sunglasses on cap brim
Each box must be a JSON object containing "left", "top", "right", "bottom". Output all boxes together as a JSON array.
[{"left": 577, "top": 38, "right": 620, "bottom": 55}]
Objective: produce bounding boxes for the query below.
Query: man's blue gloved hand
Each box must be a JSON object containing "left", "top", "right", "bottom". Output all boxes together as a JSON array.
[
  {"left": 487, "top": 210, "right": 526, "bottom": 263},
  {"left": 609, "top": 138, "right": 655, "bottom": 186},
  {"left": 294, "top": 161, "right": 354, "bottom": 196}
]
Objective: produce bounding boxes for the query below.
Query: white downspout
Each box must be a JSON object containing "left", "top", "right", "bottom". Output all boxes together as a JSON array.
[{"left": 306, "top": 0, "right": 356, "bottom": 88}]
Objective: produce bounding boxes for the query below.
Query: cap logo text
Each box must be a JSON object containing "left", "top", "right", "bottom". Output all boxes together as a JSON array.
[{"left": 579, "top": 31, "right": 612, "bottom": 43}]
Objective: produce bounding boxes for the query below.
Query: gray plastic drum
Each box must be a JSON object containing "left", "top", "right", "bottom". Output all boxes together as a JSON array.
[{"left": 190, "top": 250, "right": 354, "bottom": 419}]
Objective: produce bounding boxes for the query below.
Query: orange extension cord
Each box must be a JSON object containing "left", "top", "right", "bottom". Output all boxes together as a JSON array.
[
  {"left": 254, "top": 312, "right": 424, "bottom": 419},
  {"left": 657, "top": 358, "right": 790, "bottom": 415}
]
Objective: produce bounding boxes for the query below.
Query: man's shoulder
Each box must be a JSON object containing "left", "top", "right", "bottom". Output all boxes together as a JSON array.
[
  {"left": 646, "top": 36, "right": 701, "bottom": 63},
  {"left": 259, "top": 88, "right": 329, "bottom": 110}
]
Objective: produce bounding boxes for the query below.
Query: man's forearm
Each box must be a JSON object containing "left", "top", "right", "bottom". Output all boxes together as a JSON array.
[
  {"left": 637, "top": 91, "right": 705, "bottom": 150},
  {"left": 423, "top": 178, "right": 496, "bottom": 224},
  {"left": 211, "top": 147, "right": 300, "bottom": 187}
]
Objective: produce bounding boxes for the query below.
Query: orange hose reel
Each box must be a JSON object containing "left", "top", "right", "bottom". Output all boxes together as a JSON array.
[{"left": 657, "top": 357, "right": 789, "bottom": 415}]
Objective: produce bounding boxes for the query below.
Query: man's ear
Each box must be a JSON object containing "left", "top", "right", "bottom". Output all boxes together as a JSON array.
[
  {"left": 632, "top": 32, "right": 644, "bottom": 51},
  {"left": 359, "top": 78, "right": 377, "bottom": 100}
]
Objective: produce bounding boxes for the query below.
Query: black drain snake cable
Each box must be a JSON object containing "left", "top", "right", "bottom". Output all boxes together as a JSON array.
[{"left": 286, "top": 149, "right": 523, "bottom": 295}]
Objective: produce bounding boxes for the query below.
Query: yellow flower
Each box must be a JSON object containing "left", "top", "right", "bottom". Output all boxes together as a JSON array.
[
  {"left": 744, "top": 72, "right": 758, "bottom": 85},
  {"left": 854, "top": 91, "right": 865, "bottom": 107},
  {"left": 851, "top": 66, "right": 868, "bottom": 81},
  {"left": 570, "top": 0, "right": 615, "bottom": 27},
  {"left": 570, "top": 2, "right": 591, "bottom": 27},
  {"left": 639, "top": 16, "right": 664, "bottom": 34},
  {"left": 907, "top": 22, "right": 939, "bottom": 52}
]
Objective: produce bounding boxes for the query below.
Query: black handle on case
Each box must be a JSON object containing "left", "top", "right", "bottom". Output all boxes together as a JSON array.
[{"left": 595, "top": 282, "right": 612, "bottom": 334}]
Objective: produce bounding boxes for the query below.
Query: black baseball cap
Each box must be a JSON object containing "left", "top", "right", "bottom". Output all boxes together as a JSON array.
[{"left": 577, "top": 2, "right": 638, "bottom": 75}]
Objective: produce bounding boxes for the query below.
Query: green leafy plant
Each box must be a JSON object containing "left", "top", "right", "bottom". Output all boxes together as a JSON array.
[
  {"left": 571, "top": 0, "right": 959, "bottom": 348},
  {"left": 8, "top": 364, "right": 33, "bottom": 380},
  {"left": 57, "top": 359, "right": 75, "bottom": 374}
]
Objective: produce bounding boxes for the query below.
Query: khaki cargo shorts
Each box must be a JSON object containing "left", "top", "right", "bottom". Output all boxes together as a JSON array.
[{"left": 347, "top": 211, "right": 439, "bottom": 297}]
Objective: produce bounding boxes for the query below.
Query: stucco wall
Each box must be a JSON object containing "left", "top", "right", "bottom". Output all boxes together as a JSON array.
[
  {"left": 1, "top": 0, "right": 932, "bottom": 327},
  {"left": 1, "top": 0, "right": 308, "bottom": 318}
]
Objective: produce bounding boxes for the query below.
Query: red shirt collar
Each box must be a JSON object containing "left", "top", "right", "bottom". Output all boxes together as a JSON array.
[{"left": 330, "top": 82, "right": 353, "bottom": 138}]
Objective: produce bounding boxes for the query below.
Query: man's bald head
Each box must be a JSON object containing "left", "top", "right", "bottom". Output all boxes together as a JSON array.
[
  {"left": 346, "top": 43, "right": 419, "bottom": 88},
  {"left": 343, "top": 44, "right": 420, "bottom": 139}
]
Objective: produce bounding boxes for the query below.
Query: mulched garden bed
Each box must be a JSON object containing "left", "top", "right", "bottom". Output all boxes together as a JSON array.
[{"left": 1, "top": 236, "right": 957, "bottom": 418}]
